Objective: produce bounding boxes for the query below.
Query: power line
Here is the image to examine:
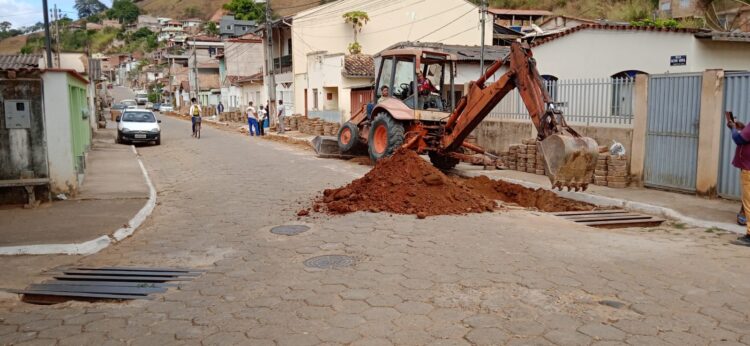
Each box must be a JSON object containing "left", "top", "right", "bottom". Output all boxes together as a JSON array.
[
  {"left": 293, "top": 0, "right": 426, "bottom": 28},
  {"left": 413, "top": 6, "right": 475, "bottom": 42}
]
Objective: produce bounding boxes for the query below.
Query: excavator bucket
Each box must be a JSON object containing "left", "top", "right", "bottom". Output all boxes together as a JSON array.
[
  {"left": 312, "top": 136, "right": 343, "bottom": 158},
  {"left": 538, "top": 134, "right": 599, "bottom": 191}
]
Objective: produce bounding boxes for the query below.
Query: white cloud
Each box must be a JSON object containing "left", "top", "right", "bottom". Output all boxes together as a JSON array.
[{"left": 0, "top": 0, "right": 44, "bottom": 28}]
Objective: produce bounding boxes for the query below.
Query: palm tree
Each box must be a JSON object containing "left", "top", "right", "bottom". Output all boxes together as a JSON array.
[{"left": 343, "top": 11, "right": 369, "bottom": 54}]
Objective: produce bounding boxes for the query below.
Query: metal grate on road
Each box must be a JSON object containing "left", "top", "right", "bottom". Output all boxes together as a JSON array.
[
  {"left": 14, "top": 266, "right": 203, "bottom": 304},
  {"left": 551, "top": 210, "right": 665, "bottom": 228}
]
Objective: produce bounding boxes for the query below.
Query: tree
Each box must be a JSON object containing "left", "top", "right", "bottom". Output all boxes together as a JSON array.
[
  {"left": 0, "top": 21, "right": 11, "bottom": 32},
  {"left": 205, "top": 21, "right": 219, "bottom": 36},
  {"left": 107, "top": 0, "right": 140, "bottom": 24},
  {"left": 697, "top": 0, "right": 750, "bottom": 30},
  {"left": 75, "top": 0, "right": 107, "bottom": 19},
  {"left": 222, "top": 0, "right": 265, "bottom": 21},
  {"left": 342, "top": 11, "right": 369, "bottom": 54}
]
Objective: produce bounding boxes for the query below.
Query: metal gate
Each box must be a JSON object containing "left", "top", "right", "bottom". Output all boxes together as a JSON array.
[
  {"left": 644, "top": 73, "right": 702, "bottom": 191},
  {"left": 718, "top": 72, "right": 750, "bottom": 199}
]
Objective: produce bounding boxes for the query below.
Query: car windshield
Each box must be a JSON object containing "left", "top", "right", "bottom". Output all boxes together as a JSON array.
[
  {"left": 112, "top": 103, "right": 125, "bottom": 109},
  {"left": 122, "top": 112, "right": 156, "bottom": 122},
  {"left": 123, "top": 100, "right": 136, "bottom": 106}
]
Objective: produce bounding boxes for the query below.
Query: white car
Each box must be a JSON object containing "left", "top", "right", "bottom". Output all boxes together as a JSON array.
[
  {"left": 116, "top": 110, "right": 161, "bottom": 145},
  {"left": 121, "top": 99, "right": 138, "bottom": 109},
  {"left": 159, "top": 104, "right": 174, "bottom": 112},
  {"left": 135, "top": 93, "right": 148, "bottom": 105}
]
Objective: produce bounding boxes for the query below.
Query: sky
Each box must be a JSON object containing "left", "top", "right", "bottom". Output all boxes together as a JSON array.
[{"left": 3, "top": 0, "right": 113, "bottom": 28}]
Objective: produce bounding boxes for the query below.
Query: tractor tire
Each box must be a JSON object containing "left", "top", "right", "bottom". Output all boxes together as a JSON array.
[
  {"left": 429, "top": 151, "right": 460, "bottom": 171},
  {"left": 368, "top": 112, "right": 404, "bottom": 162},
  {"left": 337, "top": 121, "right": 359, "bottom": 154}
]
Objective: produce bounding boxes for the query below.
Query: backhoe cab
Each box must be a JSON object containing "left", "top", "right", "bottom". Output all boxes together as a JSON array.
[{"left": 333, "top": 42, "right": 598, "bottom": 191}]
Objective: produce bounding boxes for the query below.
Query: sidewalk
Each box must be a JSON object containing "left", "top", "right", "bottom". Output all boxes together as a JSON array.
[
  {"left": 265, "top": 130, "right": 745, "bottom": 234},
  {"left": 0, "top": 127, "right": 152, "bottom": 254}
]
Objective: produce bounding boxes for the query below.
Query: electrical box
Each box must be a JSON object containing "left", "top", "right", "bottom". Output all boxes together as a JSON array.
[{"left": 4, "top": 100, "right": 31, "bottom": 129}]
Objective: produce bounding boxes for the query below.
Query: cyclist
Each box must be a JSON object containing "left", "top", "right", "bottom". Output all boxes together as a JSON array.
[{"left": 189, "top": 98, "right": 202, "bottom": 137}]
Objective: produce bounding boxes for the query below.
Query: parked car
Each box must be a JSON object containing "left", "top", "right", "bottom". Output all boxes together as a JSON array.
[
  {"left": 159, "top": 104, "right": 174, "bottom": 112},
  {"left": 135, "top": 93, "right": 148, "bottom": 105},
  {"left": 152, "top": 102, "right": 161, "bottom": 111},
  {"left": 110, "top": 103, "right": 127, "bottom": 121},
  {"left": 145, "top": 102, "right": 153, "bottom": 110},
  {"left": 116, "top": 110, "right": 161, "bottom": 145},
  {"left": 121, "top": 99, "right": 138, "bottom": 109}
]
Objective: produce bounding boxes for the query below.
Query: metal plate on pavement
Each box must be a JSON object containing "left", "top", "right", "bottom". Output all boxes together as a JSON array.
[
  {"left": 271, "top": 225, "right": 310, "bottom": 236},
  {"left": 303, "top": 255, "right": 355, "bottom": 269}
]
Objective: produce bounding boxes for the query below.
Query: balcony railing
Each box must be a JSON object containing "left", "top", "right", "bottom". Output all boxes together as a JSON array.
[{"left": 273, "top": 55, "right": 292, "bottom": 74}]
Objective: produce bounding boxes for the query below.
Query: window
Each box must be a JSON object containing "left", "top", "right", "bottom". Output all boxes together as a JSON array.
[
  {"left": 680, "top": 0, "right": 691, "bottom": 8},
  {"left": 312, "top": 88, "right": 319, "bottom": 109},
  {"left": 376, "top": 58, "right": 394, "bottom": 99},
  {"left": 327, "top": 93, "right": 333, "bottom": 100},
  {"left": 610, "top": 70, "right": 644, "bottom": 117},
  {"left": 393, "top": 58, "right": 416, "bottom": 108},
  {"left": 226, "top": 25, "right": 232, "bottom": 30}
]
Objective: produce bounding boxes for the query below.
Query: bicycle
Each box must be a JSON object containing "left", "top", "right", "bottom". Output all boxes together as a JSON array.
[{"left": 193, "top": 116, "right": 201, "bottom": 139}]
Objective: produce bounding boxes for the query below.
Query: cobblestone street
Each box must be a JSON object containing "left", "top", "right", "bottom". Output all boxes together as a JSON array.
[{"left": 1, "top": 116, "right": 750, "bottom": 346}]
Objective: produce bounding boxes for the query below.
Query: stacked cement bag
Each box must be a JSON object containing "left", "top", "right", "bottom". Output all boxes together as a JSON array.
[{"left": 607, "top": 155, "right": 629, "bottom": 188}]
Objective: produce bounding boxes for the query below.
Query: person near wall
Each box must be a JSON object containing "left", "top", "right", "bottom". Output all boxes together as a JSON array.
[
  {"left": 217, "top": 102, "right": 224, "bottom": 115},
  {"left": 189, "top": 98, "right": 202, "bottom": 137},
  {"left": 258, "top": 105, "right": 266, "bottom": 136},
  {"left": 277, "top": 100, "right": 286, "bottom": 134},
  {"left": 246, "top": 101, "right": 259, "bottom": 136},
  {"left": 727, "top": 114, "right": 750, "bottom": 243}
]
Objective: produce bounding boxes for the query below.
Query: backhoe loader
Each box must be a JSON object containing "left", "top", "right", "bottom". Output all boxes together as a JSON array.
[{"left": 320, "top": 41, "right": 598, "bottom": 191}]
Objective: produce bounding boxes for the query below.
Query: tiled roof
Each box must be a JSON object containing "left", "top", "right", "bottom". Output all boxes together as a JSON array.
[
  {"left": 235, "top": 72, "right": 263, "bottom": 84},
  {"left": 529, "top": 24, "right": 707, "bottom": 47},
  {"left": 343, "top": 54, "right": 374, "bottom": 78},
  {"left": 0, "top": 54, "right": 41, "bottom": 70},
  {"left": 695, "top": 31, "right": 750, "bottom": 43},
  {"left": 488, "top": 8, "right": 553, "bottom": 16}
]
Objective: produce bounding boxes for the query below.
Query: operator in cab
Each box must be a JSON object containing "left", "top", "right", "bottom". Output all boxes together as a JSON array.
[
  {"left": 377, "top": 85, "right": 390, "bottom": 103},
  {"left": 417, "top": 70, "right": 439, "bottom": 109}
]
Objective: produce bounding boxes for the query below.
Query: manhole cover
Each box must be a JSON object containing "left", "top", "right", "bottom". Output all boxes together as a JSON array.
[
  {"left": 271, "top": 225, "right": 309, "bottom": 236},
  {"left": 304, "top": 255, "right": 355, "bottom": 269}
]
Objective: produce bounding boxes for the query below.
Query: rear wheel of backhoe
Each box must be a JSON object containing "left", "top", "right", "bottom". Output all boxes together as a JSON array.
[
  {"left": 428, "top": 151, "right": 460, "bottom": 170},
  {"left": 337, "top": 121, "right": 360, "bottom": 154},
  {"left": 368, "top": 112, "right": 404, "bottom": 162}
]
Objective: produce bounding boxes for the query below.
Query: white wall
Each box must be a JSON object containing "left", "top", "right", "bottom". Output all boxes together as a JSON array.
[
  {"left": 291, "top": 0, "right": 492, "bottom": 113},
  {"left": 41, "top": 72, "right": 76, "bottom": 193},
  {"left": 531, "top": 29, "right": 750, "bottom": 79},
  {"left": 224, "top": 41, "right": 265, "bottom": 77}
]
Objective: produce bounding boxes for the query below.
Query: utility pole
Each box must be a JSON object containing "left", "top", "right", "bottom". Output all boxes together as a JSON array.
[
  {"left": 42, "top": 0, "right": 53, "bottom": 68},
  {"left": 53, "top": 4, "right": 61, "bottom": 68},
  {"left": 264, "top": 0, "right": 277, "bottom": 124},
  {"left": 192, "top": 36, "right": 199, "bottom": 103},
  {"left": 479, "top": 0, "right": 487, "bottom": 74}
]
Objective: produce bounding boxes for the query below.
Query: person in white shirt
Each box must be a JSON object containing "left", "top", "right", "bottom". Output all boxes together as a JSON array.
[
  {"left": 277, "top": 100, "right": 286, "bottom": 134},
  {"left": 258, "top": 105, "right": 267, "bottom": 136},
  {"left": 246, "top": 101, "right": 259, "bottom": 136}
]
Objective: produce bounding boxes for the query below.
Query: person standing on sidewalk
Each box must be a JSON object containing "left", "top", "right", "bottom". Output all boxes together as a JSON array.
[
  {"left": 217, "top": 102, "right": 224, "bottom": 116},
  {"left": 277, "top": 100, "right": 286, "bottom": 134},
  {"left": 246, "top": 101, "right": 259, "bottom": 136},
  {"left": 258, "top": 105, "right": 266, "bottom": 136},
  {"left": 727, "top": 114, "right": 750, "bottom": 243}
]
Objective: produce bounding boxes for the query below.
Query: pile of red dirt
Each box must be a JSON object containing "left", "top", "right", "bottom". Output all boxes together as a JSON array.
[
  {"left": 461, "top": 175, "right": 595, "bottom": 212},
  {"left": 315, "top": 149, "right": 496, "bottom": 217}
]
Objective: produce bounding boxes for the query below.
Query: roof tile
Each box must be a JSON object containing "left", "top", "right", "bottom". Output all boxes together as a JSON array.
[{"left": 343, "top": 54, "right": 374, "bottom": 78}]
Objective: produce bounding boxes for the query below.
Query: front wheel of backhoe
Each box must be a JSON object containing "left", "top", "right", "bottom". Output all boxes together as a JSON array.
[{"left": 368, "top": 112, "right": 404, "bottom": 162}]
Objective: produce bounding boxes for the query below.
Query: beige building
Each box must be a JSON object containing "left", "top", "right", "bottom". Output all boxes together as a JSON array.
[{"left": 290, "top": 0, "right": 492, "bottom": 119}]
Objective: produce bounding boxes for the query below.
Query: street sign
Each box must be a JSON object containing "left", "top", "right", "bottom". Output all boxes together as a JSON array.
[{"left": 670, "top": 55, "right": 687, "bottom": 66}]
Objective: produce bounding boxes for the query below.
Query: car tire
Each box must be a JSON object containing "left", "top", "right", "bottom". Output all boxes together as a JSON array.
[{"left": 116, "top": 132, "right": 122, "bottom": 144}]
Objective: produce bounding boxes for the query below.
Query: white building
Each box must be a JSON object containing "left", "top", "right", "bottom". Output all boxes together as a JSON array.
[
  {"left": 528, "top": 24, "right": 750, "bottom": 80},
  {"left": 290, "top": 0, "right": 492, "bottom": 120},
  {"left": 219, "top": 34, "right": 265, "bottom": 110}
]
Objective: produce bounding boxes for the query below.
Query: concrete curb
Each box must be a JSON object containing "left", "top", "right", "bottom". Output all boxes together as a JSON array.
[
  {"left": 459, "top": 170, "right": 746, "bottom": 235},
  {"left": 112, "top": 146, "right": 157, "bottom": 241},
  {"left": 0, "top": 145, "right": 157, "bottom": 256}
]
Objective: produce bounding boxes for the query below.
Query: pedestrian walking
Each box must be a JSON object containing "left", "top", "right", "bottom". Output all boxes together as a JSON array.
[
  {"left": 217, "top": 102, "right": 224, "bottom": 115},
  {"left": 727, "top": 111, "right": 750, "bottom": 243},
  {"left": 246, "top": 101, "right": 259, "bottom": 136},
  {"left": 189, "top": 97, "right": 202, "bottom": 137},
  {"left": 258, "top": 105, "right": 266, "bottom": 136},
  {"left": 277, "top": 100, "right": 286, "bottom": 134}
]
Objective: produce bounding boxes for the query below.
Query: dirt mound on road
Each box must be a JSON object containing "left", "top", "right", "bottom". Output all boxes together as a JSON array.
[
  {"left": 462, "top": 175, "right": 595, "bottom": 212},
  {"left": 316, "top": 149, "right": 496, "bottom": 217}
]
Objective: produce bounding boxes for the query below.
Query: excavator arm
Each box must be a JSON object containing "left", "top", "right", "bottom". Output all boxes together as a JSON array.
[{"left": 440, "top": 42, "right": 598, "bottom": 190}]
